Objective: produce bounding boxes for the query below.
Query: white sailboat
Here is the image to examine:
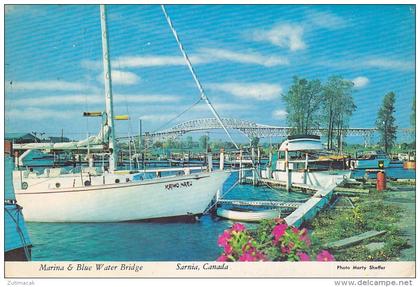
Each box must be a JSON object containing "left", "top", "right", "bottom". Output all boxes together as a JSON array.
[{"left": 12, "top": 5, "right": 230, "bottom": 223}]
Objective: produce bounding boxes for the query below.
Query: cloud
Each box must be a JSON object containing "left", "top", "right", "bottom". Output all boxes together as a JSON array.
[
  {"left": 114, "top": 94, "right": 181, "bottom": 104},
  {"left": 194, "top": 102, "right": 252, "bottom": 112},
  {"left": 6, "top": 80, "right": 99, "bottom": 92},
  {"left": 81, "top": 59, "right": 101, "bottom": 70},
  {"left": 272, "top": 109, "right": 288, "bottom": 119},
  {"left": 318, "top": 57, "right": 414, "bottom": 72},
  {"left": 207, "top": 82, "right": 282, "bottom": 101},
  {"left": 364, "top": 58, "right": 414, "bottom": 71},
  {"left": 251, "top": 23, "right": 306, "bottom": 51},
  {"left": 305, "top": 10, "right": 348, "bottom": 30},
  {"left": 83, "top": 48, "right": 288, "bottom": 69},
  {"left": 115, "top": 56, "right": 187, "bottom": 68},
  {"left": 97, "top": 70, "right": 140, "bottom": 85},
  {"left": 8, "top": 93, "right": 181, "bottom": 108},
  {"left": 6, "top": 108, "right": 78, "bottom": 120},
  {"left": 8, "top": 95, "right": 103, "bottom": 107},
  {"left": 352, "top": 76, "right": 369, "bottom": 89},
  {"left": 5, "top": 5, "right": 46, "bottom": 16},
  {"left": 139, "top": 114, "right": 179, "bottom": 122},
  {"left": 197, "top": 48, "right": 289, "bottom": 67}
]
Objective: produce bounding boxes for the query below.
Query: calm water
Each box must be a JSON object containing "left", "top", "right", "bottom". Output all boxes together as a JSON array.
[{"left": 4, "top": 156, "right": 414, "bottom": 261}]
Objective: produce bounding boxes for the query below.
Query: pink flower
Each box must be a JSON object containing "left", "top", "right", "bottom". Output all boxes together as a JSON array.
[
  {"left": 217, "top": 230, "right": 231, "bottom": 247},
  {"left": 274, "top": 218, "right": 286, "bottom": 225},
  {"left": 291, "top": 227, "right": 299, "bottom": 234},
  {"left": 298, "top": 252, "right": 311, "bottom": 261},
  {"left": 281, "top": 246, "right": 290, "bottom": 254},
  {"left": 239, "top": 251, "right": 256, "bottom": 262},
  {"left": 272, "top": 224, "right": 288, "bottom": 244},
  {"left": 255, "top": 251, "right": 268, "bottom": 261},
  {"left": 231, "top": 223, "right": 246, "bottom": 232},
  {"left": 217, "top": 254, "right": 229, "bottom": 262},
  {"left": 316, "top": 250, "right": 335, "bottom": 262},
  {"left": 224, "top": 244, "right": 233, "bottom": 254},
  {"left": 299, "top": 232, "right": 311, "bottom": 247},
  {"left": 242, "top": 241, "right": 255, "bottom": 253}
]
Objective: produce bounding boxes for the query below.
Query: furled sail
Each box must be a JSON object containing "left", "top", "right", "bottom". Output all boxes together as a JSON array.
[{"left": 12, "top": 125, "right": 110, "bottom": 151}]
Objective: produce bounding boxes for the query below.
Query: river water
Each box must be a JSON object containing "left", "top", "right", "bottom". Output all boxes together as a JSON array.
[{"left": 5, "top": 156, "right": 309, "bottom": 261}]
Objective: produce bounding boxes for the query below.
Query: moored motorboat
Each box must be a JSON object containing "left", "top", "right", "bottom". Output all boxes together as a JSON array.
[
  {"left": 351, "top": 150, "right": 391, "bottom": 169},
  {"left": 261, "top": 135, "right": 351, "bottom": 190}
]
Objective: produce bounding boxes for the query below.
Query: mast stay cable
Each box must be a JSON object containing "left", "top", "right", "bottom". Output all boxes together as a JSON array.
[{"left": 160, "top": 5, "right": 239, "bottom": 150}]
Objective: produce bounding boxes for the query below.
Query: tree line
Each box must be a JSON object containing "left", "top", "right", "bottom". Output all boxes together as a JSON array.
[
  {"left": 283, "top": 75, "right": 356, "bottom": 150},
  {"left": 283, "top": 75, "right": 414, "bottom": 153}
]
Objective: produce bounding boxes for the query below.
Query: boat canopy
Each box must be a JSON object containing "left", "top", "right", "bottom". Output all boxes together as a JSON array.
[{"left": 279, "top": 135, "right": 322, "bottom": 152}]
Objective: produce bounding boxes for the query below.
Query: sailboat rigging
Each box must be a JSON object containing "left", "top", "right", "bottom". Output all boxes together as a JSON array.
[{"left": 12, "top": 5, "right": 231, "bottom": 223}]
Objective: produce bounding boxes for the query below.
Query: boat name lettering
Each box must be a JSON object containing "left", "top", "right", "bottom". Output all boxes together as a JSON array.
[{"left": 165, "top": 181, "right": 193, "bottom": 190}]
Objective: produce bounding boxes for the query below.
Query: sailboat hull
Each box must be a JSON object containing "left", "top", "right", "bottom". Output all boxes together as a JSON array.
[{"left": 14, "top": 171, "right": 229, "bottom": 222}]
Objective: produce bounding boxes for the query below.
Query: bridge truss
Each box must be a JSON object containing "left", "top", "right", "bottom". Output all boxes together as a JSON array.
[{"left": 139, "top": 118, "right": 412, "bottom": 147}]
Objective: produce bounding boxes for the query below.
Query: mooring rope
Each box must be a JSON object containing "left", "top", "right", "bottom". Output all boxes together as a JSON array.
[
  {"left": 5, "top": 205, "right": 31, "bottom": 261},
  {"left": 202, "top": 178, "right": 240, "bottom": 215}
]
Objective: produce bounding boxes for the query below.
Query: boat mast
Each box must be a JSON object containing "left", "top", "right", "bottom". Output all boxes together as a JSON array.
[{"left": 100, "top": 5, "right": 117, "bottom": 172}]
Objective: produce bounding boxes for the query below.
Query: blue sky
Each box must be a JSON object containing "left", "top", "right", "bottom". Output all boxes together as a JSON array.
[{"left": 5, "top": 4, "right": 415, "bottom": 142}]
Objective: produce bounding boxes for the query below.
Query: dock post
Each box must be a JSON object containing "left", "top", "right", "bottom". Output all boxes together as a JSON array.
[
  {"left": 207, "top": 152, "right": 213, "bottom": 172},
  {"left": 219, "top": 148, "right": 224, "bottom": 170},
  {"left": 251, "top": 147, "right": 256, "bottom": 185},
  {"left": 239, "top": 149, "right": 243, "bottom": 183},
  {"left": 304, "top": 152, "right": 308, "bottom": 184},
  {"left": 216, "top": 188, "right": 220, "bottom": 203},
  {"left": 285, "top": 148, "right": 290, "bottom": 191}
]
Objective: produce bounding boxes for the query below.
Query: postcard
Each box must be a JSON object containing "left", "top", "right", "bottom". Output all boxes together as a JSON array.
[{"left": 3, "top": 1, "right": 416, "bottom": 282}]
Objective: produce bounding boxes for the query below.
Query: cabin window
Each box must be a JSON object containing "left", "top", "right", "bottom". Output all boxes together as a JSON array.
[
  {"left": 55, "top": 182, "right": 61, "bottom": 188},
  {"left": 115, "top": 179, "right": 120, "bottom": 183},
  {"left": 84, "top": 180, "right": 91, "bottom": 186},
  {"left": 21, "top": 182, "right": 28, "bottom": 190}
]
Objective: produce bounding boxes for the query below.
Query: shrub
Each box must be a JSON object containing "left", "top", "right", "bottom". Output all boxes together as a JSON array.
[{"left": 216, "top": 220, "right": 334, "bottom": 262}]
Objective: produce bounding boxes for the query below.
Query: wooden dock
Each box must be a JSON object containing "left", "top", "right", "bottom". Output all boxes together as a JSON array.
[
  {"left": 324, "top": 230, "right": 386, "bottom": 250},
  {"left": 243, "top": 177, "right": 320, "bottom": 192},
  {"left": 284, "top": 176, "right": 348, "bottom": 228},
  {"left": 217, "top": 199, "right": 302, "bottom": 209}
]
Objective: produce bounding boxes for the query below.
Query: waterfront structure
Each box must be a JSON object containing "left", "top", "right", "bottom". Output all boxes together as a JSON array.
[{"left": 141, "top": 118, "right": 413, "bottom": 147}]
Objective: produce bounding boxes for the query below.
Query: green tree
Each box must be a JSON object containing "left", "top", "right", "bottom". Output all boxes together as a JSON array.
[
  {"left": 250, "top": 137, "right": 260, "bottom": 148},
  {"left": 199, "top": 135, "right": 209, "bottom": 151},
  {"left": 185, "top": 136, "right": 193, "bottom": 149},
  {"left": 322, "top": 76, "right": 356, "bottom": 150},
  {"left": 283, "top": 76, "right": 323, "bottom": 135},
  {"left": 376, "top": 92, "right": 397, "bottom": 153}
]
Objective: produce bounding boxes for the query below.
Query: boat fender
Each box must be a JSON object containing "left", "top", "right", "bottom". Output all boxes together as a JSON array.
[
  {"left": 84, "top": 180, "right": 91, "bottom": 186},
  {"left": 21, "top": 182, "right": 28, "bottom": 190}
]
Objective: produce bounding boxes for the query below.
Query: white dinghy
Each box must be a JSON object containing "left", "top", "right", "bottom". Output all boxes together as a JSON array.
[{"left": 216, "top": 207, "right": 281, "bottom": 222}]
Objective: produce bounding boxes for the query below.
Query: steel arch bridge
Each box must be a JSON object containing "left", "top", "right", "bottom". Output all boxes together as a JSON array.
[{"left": 142, "top": 117, "right": 411, "bottom": 146}]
